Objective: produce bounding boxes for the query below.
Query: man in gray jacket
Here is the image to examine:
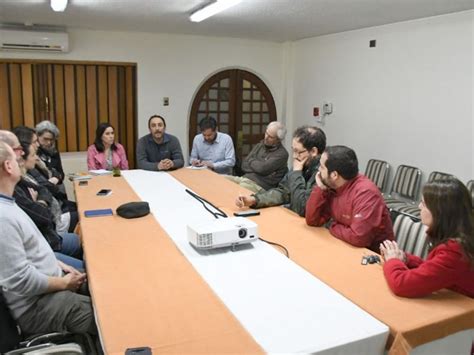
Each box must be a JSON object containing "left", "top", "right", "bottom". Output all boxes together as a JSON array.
[
  {"left": 228, "top": 121, "right": 289, "bottom": 192},
  {"left": 136, "top": 115, "right": 184, "bottom": 171},
  {"left": 0, "top": 141, "right": 96, "bottom": 335},
  {"left": 236, "top": 126, "right": 326, "bottom": 216}
]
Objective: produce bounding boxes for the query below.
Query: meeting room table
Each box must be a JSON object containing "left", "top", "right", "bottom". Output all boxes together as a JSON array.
[{"left": 75, "top": 168, "right": 474, "bottom": 355}]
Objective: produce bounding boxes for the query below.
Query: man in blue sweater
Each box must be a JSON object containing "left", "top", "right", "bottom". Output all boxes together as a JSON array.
[{"left": 0, "top": 140, "right": 96, "bottom": 335}]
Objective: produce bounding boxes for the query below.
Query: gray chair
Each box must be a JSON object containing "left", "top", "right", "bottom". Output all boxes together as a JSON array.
[
  {"left": 393, "top": 213, "right": 430, "bottom": 259},
  {"left": 467, "top": 180, "right": 473, "bottom": 206},
  {"left": 365, "top": 159, "right": 390, "bottom": 191},
  {"left": 396, "top": 171, "right": 453, "bottom": 219},
  {"left": 1, "top": 292, "right": 95, "bottom": 355},
  {"left": 384, "top": 165, "right": 422, "bottom": 209}
]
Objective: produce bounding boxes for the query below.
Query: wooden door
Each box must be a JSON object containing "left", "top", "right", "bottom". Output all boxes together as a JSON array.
[
  {"left": 0, "top": 60, "right": 138, "bottom": 168},
  {"left": 189, "top": 69, "right": 277, "bottom": 167}
]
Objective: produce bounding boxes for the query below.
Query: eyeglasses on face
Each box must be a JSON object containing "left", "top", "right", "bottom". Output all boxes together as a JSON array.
[{"left": 292, "top": 149, "right": 307, "bottom": 156}]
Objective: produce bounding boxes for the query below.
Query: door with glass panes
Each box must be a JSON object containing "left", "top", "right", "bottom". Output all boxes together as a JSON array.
[{"left": 189, "top": 69, "right": 277, "bottom": 173}]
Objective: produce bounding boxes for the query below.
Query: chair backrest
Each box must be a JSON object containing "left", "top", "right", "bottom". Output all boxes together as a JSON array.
[
  {"left": 365, "top": 159, "right": 390, "bottom": 191},
  {"left": 393, "top": 214, "right": 430, "bottom": 259},
  {"left": 389, "top": 165, "right": 422, "bottom": 201},
  {"left": 467, "top": 180, "right": 474, "bottom": 206},
  {"left": 427, "top": 171, "right": 452, "bottom": 183},
  {"left": 0, "top": 292, "right": 21, "bottom": 352}
]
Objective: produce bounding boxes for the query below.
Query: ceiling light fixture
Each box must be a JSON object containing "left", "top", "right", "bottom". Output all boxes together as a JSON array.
[
  {"left": 190, "top": 0, "right": 241, "bottom": 23},
  {"left": 51, "top": 0, "right": 68, "bottom": 12}
]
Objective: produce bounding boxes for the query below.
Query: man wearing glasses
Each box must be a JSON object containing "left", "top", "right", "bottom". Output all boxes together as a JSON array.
[
  {"left": 236, "top": 126, "right": 326, "bottom": 217},
  {"left": 0, "top": 130, "right": 24, "bottom": 159}
]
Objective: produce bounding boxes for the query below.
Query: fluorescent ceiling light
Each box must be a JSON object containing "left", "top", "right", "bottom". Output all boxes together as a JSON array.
[
  {"left": 51, "top": 0, "right": 68, "bottom": 12},
  {"left": 190, "top": 0, "right": 241, "bottom": 23}
]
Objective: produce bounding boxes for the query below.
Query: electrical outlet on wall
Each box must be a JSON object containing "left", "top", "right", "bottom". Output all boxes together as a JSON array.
[{"left": 323, "top": 102, "right": 333, "bottom": 115}]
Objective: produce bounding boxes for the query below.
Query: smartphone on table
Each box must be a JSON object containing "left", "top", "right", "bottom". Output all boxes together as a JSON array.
[
  {"left": 234, "top": 209, "right": 260, "bottom": 217},
  {"left": 96, "top": 189, "right": 112, "bottom": 196}
]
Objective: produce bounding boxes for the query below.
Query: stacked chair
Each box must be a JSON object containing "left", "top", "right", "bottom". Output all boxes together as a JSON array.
[
  {"left": 365, "top": 159, "right": 390, "bottom": 191},
  {"left": 383, "top": 165, "right": 422, "bottom": 215},
  {"left": 392, "top": 212, "right": 430, "bottom": 259},
  {"left": 467, "top": 180, "right": 473, "bottom": 206},
  {"left": 395, "top": 171, "right": 453, "bottom": 219}
]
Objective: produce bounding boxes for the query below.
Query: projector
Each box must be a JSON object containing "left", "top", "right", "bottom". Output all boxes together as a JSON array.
[{"left": 187, "top": 217, "right": 259, "bottom": 250}]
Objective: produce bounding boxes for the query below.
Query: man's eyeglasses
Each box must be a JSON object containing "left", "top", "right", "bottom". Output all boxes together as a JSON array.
[
  {"left": 292, "top": 149, "right": 307, "bottom": 156},
  {"left": 13, "top": 146, "right": 24, "bottom": 153}
]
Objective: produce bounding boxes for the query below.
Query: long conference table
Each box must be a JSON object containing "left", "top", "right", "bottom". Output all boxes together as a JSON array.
[{"left": 75, "top": 169, "right": 474, "bottom": 355}]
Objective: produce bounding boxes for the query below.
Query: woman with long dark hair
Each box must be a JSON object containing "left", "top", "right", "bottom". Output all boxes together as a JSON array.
[
  {"left": 381, "top": 177, "right": 474, "bottom": 298},
  {"left": 87, "top": 123, "right": 128, "bottom": 170}
]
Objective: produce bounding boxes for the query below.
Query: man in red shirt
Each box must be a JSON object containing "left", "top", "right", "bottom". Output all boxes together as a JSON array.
[{"left": 305, "top": 145, "right": 393, "bottom": 252}]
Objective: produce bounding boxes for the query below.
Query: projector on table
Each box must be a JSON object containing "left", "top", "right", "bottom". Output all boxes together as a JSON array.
[{"left": 187, "top": 217, "right": 259, "bottom": 250}]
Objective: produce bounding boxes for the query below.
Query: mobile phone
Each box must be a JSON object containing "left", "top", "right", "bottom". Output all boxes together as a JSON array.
[
  {"left": 125, "top": 347, "right": 152, "bottom": 355},
  {"left": 78, "top": 180, "right": 88, "bottom": 186},
  {"left": 96, "top": 189, "right": 112, "bottom": 196},
  {"left": 234, "top": 209, "right": 260, "bottom": 217},
  {"left": 84, "top": 208, "right": 113, "bottom": 217}
]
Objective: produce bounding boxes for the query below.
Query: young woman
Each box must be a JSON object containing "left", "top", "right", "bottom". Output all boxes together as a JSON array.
[
  {"left": 380, "top": 177, "right": 474, "bottom": 298},
  {"left": 87, "top": 123, "right": 129, "bottom": 170}
]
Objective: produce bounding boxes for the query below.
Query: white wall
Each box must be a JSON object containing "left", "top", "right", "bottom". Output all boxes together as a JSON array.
[
  {"left": 0, "top": 29, "right": 286, "bottom": 158},
  {"left": 289, "top": 10, "right": 473, "bottom": 188}
]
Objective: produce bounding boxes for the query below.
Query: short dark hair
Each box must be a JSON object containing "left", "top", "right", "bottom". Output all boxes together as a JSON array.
[
  {"left": 293, "top": 126, "right": 326, "bottom": 154},
  {"left": 423, "top": 177, "right": 474, "bottom": 263},
  {"left": 94, "top": 122, "right": 117, "bottom": 152},
  {"left": 148, "top": 115, "right": 166, "bottom": 128},
  {"left": 324, "top": 145, "right": 358, "bottom": 180},
  {"left": 12, "top": 126, "right": 36, "bottom": 145},
  {"left": 199, "top": 117, "right": 217, "bottom": 131}
]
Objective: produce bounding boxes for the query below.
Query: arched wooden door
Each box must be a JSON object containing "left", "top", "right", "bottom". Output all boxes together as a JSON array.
[{"left": 189, "top": 69, "right": 277, "bottom": 167}]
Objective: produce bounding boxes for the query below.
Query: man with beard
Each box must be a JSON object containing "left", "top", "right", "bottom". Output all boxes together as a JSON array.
[
  {"left": 190, "top": 117, "right": 235, "bottom": 175},
  {"left": 235, "top": 126, "right": 325, "bottom": 217},
  {"left": 306, "top": 145, "right": 394, "bottom": 252},
  {"left": 228, "top": 121, "right": 288, "bottom": 192},
  {"left": 136, "top": 115, "right": 184, "bottom": 171},
  {"left": 35, "top": 121, "right": 64, "bottom": 184}
]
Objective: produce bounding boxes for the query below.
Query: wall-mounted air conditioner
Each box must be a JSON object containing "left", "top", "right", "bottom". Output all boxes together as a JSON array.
[{"left": 0, "top": 28, "right": 69, "bottom": 52}]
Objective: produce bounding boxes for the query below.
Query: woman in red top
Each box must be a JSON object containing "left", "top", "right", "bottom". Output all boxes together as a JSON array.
[{"left": 380, "top": 177, "right": 474, "bottom": 299}]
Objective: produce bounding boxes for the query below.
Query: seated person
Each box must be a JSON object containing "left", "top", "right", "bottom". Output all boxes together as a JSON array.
[
  {"left": 228, "top": 121, "right": 288, "bottom": 192},
  {"left": 381, "top": 177, "right": 474, "bottom": 298},
  {"left": 0, "top": 132, "right": 83, "bottom": 270},
  {"left": 236, "top": 126, "right": 325, "bottom": 216},
  {"left": 305, "top": 145, "right": 394, "bottom": 252},
  {"left": 12, "top": 127, "right": 77, "bottom": 231},
  {"left": 190, "top": 117, "right": 235, "bottom": 174},
  {"left": 87, "top": 122, "right": 129, "bottom": 170},
  {"left": 35, "top": 120, "right": 65, "bottom": 183},
  {"left": 0, "top": 141, "right": 96, "bottom": 336},
  {"left": 136, "top": 115, "right": 184, "bottom": 171}
]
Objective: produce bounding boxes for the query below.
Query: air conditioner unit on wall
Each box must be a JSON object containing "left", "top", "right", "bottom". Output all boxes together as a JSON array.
[{"left": 0, "top": 29, "right": 69, "bottom": 52}]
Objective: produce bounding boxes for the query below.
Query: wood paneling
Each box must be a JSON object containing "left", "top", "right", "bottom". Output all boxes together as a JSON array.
[
  {"left": 75, "top": 65, "right": 88, "bottom": 151},
  {"left": 0, "top": 60, "right": 137, "bottom": 168},
  {"left": 0, "top": 63, "right": 11, "bottom": 130},
  {"left": 64, "top": 65, "right": 77, "bottom": 151},
  {"left": 97, "top": 65, "right": 108, "bottom": 123},
  {"left": 21, "top": 64, "right": 34, "bottom": 127},
  {"left": 53, "top": 64, "right": 66, "bottom": 152},
  {"left": 125, "top": 66, "right": 135, "bottom": 168},
  {"left": 9, "top": 64, "right": 23, "bottom": 128},
  {"left": 108, "top": 66, "right": 118, "bottom": 131}
]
